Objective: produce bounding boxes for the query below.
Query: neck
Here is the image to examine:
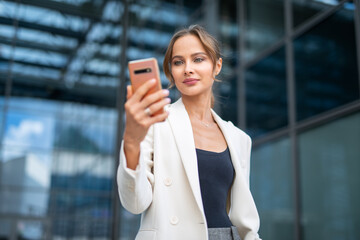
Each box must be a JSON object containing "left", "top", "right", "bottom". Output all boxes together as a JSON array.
[{"left": 182, "top": 92, "right": 212, "bottom": 121}]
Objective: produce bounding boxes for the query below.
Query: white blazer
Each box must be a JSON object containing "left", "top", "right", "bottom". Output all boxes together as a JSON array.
[{"left": 117, "top": 98, "right": 261, "bottom": 240}]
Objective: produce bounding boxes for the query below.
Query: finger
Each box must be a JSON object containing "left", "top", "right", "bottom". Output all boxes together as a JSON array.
[
  {"left": 131, "top": 79, "right": 157, "bottom": 102},
  {"left": 147, "top": 111, "right": 170, "bottom": 125},
  {"left": 140, "top": 89, "right": 170, "bottom": 109},
  {"left": 126, "top": 85, "right": 133, "bottom": 100},
  {"left": 144, "top": 98, "right": 171, "bottom": 116}
]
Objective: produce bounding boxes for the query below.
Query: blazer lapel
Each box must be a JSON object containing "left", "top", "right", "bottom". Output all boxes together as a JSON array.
[{"left": 167, "top": 98, "right": 204, "bottom": 214}]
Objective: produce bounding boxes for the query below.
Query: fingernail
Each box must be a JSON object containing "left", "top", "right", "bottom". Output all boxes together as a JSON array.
[
  {"left": 162, "top": 89, "right": 169, "bottom": 95},
  {"left": 165, "top": 98, "right": 171, "bottom": 103},
  {"left": 149, "top": 79, "right": 156, "bottom": 84}
]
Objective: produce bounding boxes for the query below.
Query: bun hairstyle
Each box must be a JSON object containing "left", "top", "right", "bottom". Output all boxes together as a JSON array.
[{"left": 163, "top": 25, "right": 221, "bottom": 107}]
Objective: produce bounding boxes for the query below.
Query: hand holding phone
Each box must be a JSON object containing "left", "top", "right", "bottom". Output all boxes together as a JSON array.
[{"left": 124, "top": 58, "right": 170, "bottom": 169}]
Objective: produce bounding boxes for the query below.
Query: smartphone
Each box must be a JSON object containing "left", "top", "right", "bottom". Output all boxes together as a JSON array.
[{"left": 128, "top": 58, "right": 164, "bottom": 116}]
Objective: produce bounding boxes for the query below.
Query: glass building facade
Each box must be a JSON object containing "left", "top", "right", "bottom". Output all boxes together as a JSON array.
[{"left": 0, "top": 0, "right": 359, "bottom": 239}]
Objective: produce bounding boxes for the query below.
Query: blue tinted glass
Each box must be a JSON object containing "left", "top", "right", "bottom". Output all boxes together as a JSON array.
[
  {"left": 245, "top": 0, "right": 284, "bottom": 61},
  {"left": 299, "top": 112, "right": 360, "bottom": 239},
  {"left": 251, "top": 137, "right": 295, "bottom": 239},
  {"left": 246, "top": 47, "right": 288, "bottom": 138},
  {"left": 295, "top": 8, "right": 359, "bottom": 121}
]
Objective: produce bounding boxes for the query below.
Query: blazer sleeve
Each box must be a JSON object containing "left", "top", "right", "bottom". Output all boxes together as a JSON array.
[
  {"left": 117, "top": 125, "right": 155, "bottom": 214},
  {"left": 245, "top": 134, "right": 252, "bottom": 188},
  {"left": 228, "top": 121, "right": 253, "bottom": 188}
]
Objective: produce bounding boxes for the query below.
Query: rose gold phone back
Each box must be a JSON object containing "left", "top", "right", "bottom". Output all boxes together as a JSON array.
[{"left": 128, "top": 58, "right": 161, "bottom": 96}]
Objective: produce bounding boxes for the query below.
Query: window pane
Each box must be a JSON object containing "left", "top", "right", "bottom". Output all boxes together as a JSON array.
[
  {"left": 16, "top": 220, "right": 48, "bottom": 240},
  {"left": 49, "top": 192, "right": 112, "bottom": 238},
  {"left": 295, "top": 8, "right": 359, "bottom": 121},
  {"left": 0, "top": 219, "right": 12, "bottom": 240},
  {"left": 245, "top": 0, "right": 284, "bottom": 61},
  {"left": 0, "top": 189, "right": 49, "bottom": 216},
  {"left": 246, "top": 47, "right": 288, "bottom": 138},
  {"left": 299, "top": 112, "right": 360, "bottom": 239},
  {"left": 251, "top": 137, "right": 295, "bottom": 239}
]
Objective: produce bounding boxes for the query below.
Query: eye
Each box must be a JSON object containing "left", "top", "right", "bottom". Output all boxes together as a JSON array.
[
  {"left": 194, "top": 57, "right": 204, "bottom": 63},
  {"left": 173, "top": 60, "right": 184, "bottom": 66}
]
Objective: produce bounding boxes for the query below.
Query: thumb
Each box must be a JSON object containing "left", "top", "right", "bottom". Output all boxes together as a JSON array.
[{"left": 126, "top": 85, "right": 133, "bottom": 100}]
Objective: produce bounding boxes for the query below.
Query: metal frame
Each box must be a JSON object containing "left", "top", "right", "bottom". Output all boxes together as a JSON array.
[
  {"left": 284, "top": 0, "right": 301, "bottom": 239},
  {"left": 355, "top": 0, "right": 360, "bottom": 95},
  {"left": 0, "top": 0, "right": 20, "bottom": 201},
  {"left": 248, "top": 0, "right": 360, "bottom": 144},
  {"left": 112, "top": 0, "right": 130, "bottom": 239},
  {"left": 241, "top": 0, "right": 360, "bottom": 239},
  {"left": 237, "top": 0, "right": 246, "bottom": 130}
]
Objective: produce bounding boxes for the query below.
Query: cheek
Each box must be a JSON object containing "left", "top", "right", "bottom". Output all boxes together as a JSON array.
[
  {"left": 171, "top": 68, "right": 183, "bottom": 80},
  {"left": 199, "top": 64, "right": 215, "bottom": 77}
]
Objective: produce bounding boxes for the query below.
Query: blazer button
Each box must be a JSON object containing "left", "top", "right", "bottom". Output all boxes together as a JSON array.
[
  {"left": 164, "top": 177, "right": 172, "bottom": 186},
  {"left": 170, "top": 216, "right": 179, "bottom": 225}
]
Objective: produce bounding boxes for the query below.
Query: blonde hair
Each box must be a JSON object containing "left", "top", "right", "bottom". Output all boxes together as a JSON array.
[{"left": 163, "top": 25, "right": 221, "bottom": 107}]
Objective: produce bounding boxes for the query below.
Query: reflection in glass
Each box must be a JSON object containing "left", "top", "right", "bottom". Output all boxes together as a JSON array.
[
  {"left": 0, "top": 189, "right": 49, "bottom": 216},
  {"left": 251, "top": 137, "right": 294, "bottom": 239},
  {"left": 245, "top": 0, "right": 284, "bottom": 61},
  {"left": 246, "top": 47, "right": 288, "bottom": 138},
  {"left": 16, "top": 220, "right": 47, "bottom": 240},
  {"left": 295, "top": 8, "right": 359, "bottom": 121},
  {"left": 299, "top": 112, "right": 360, "bottom": 239},
  {"left": 0, "top": 150, "right": 51, "bottom": 189}
]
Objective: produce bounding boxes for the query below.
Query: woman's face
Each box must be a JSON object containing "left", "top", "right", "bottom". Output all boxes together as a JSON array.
[{"left": 170, "top": 34, "right": 222, "bottom": 98}]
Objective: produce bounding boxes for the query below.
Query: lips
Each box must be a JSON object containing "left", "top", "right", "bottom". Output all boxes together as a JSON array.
[{"left": 183, "top": 78, "right": 199, "bottom": 85}]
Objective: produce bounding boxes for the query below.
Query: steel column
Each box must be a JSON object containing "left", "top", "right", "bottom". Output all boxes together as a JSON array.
[
  {"left": 237, "top": 0, "right": 246, "bottom": 129},
  {"left": 112, "top": 0, "right": 130, "bottom": 239},
  {"left": 284, "top": 0, "right": 301, "bottom": 239}
]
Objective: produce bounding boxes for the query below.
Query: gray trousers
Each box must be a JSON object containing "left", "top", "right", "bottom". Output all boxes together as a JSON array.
[{"left": 208, "top": 226, "right": 242, "bottom": 240}]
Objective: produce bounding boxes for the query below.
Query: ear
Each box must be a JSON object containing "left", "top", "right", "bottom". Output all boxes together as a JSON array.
[{"left": 214, "top": 57, "right": 223, "bottom": 76}]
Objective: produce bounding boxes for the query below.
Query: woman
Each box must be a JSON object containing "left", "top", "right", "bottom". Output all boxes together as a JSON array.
[{"left": 117, "top": 25, "right": 261, "bottom": 240}]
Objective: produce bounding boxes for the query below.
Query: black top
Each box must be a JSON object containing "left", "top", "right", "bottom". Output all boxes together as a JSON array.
[{"left": 196, "top": 147, "right": 235, "bottom": 228}]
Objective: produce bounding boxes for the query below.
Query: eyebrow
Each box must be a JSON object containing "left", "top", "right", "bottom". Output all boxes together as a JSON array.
[{"left": 171, "top": 52, "right": 207, "bottom": 61}]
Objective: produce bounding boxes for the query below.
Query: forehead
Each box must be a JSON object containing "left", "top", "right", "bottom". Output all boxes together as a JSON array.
[{"left": 172, "top": 34, "right": 206, "bottom": 57}]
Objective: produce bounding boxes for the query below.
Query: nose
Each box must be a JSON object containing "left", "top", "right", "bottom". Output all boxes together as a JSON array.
[{"left": 184, "top": 62, "right": 194, "bottom": 76}]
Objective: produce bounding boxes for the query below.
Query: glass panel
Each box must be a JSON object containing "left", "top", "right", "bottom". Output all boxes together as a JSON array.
[
  {"left": 246, "top": 47, "right": 288, "bottom": 138},
  {"left": 0, "top": 149, "right": 52, "bottom": 189},
  {"left": 49, "top": 192, "right": 112, "bottom": 238},
  {"left": 16, "top": 220, "right": 47, "bottom": 240},
  {"left": 245, "top": 0, "right": 284, "bottom": 61},
  {"left": 0, "top": 189, "right": 49, "bottom": 216},
  {"left": 1, "top": 0, "right": 203, "bottom": 239},
  {"left": 50, "top": 151, "right": 113, "bottom": 192},
  {"left": 299, "top": 112, "right": 360, "bottom": 239},
  {"left": 295, "top": 8, "right": 359, "bottom": 121},
  {"left": 0, "top": 219, "right": 12, "bottom": 240},
  {"left": 250, "top": 137, "right": 295, "bottom": 239},
  {"left": 3, "top": 110, "right": 54, "bottom": 152},
  {"left": 0, "top": 0, "right": 119, "bottom": 107}
]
